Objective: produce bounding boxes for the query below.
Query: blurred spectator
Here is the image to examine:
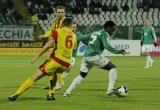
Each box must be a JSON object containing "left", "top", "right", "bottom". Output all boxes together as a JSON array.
[
  {"left": 31, "top": 13, "right": 39, "bottom": 31},
  {"left": 143, "top": 5, "right": 149, "bottom": 11},
  {"left": 13, "top": 10, "right": 23, "bottom": 24},
  {"left": 137, "top": 1, "right": 143, "bottom": 9},
  {"left": 38, "top": 14, "right": 47, "bottom": 20},
  {"left": 89, "top": 0, "right": 100, "bottom": 14},
  {"left": 122, "top": 3, "right": 129, "bottom": 11},
  {"left": 113, "top": 4, "right": 118, "bottom": 11},
  {"left": 96, "top": 0, "right": 102, "bottom": 8},
  {"left": 108, "top": 3, "right": 114, "bottom": 11},
  {"left": 102, "top": 3, "right": 108, "bottom": 11},
  {"left": 0, "top": 0, "right": 23, "bottom": 25}
]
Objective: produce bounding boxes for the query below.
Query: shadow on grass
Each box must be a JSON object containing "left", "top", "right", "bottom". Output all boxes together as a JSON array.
[{"left": 0, "top": 97, "right": 45, "bottom": 104}]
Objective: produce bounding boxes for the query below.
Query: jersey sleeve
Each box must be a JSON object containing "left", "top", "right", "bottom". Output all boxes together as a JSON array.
[
  {"left": 101, "top": 34, "right": 120, "bottom": 54},
  {"left": 151, "top": 26, "right": 157, "bottom": 42},
  {"left": 76, "top": 32, "right": 90, "bottom": 45}
]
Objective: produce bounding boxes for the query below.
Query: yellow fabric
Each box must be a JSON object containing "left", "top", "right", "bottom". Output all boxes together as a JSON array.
[
  {"left": 15, "top": 78, "right": 34, "bottom": 95},
  {"left": 49, "top": 89, "right": 55, "bottom": 95},
  {"left": 42, "top": 16, "right": 75, "bottom": 89},
  {"left": 44, "top": 58, "right": 66, "bottom": 74},
  {"left": 48, "top": 75, "right": 53, "bottom": 80},
  {"left": 48, "top": 74, "right": 56, "bottom": 95},
  {"left": 53, "top": 27, "right": 77, "bottom": 64},
  {"left": 43, "top": 17, "right": 66, "bottom": 38},
  {"left": 57, "top": 73, "right": 63, "bottom": 83}
]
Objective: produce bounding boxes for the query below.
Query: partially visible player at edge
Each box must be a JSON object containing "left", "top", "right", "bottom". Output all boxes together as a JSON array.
[
  {"left": 39, "top": 6, "right": 66, "bottom": 89},
  {"left": 64, "top": 21, "right": 129, "bottom": 97},
  {"left": 62, "top": 21, "right": 90, "bottom": 78},
  {"left": 141, "top": 19, "right": 157, "bottom": 69},
  {"left": 8, "top": 17, "right": 77, "bottom": 101}
]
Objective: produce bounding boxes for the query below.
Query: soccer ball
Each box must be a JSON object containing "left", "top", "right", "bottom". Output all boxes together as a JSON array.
[{"left": 116, "top": 86, "right": 128, "bottom": 97}]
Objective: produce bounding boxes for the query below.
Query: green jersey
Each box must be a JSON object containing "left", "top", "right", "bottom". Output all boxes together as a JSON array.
[
  {"left": 141, "top": 26, "right": 157, "bottom": 44},
  {"left": 72, "top": 32, "right": 90, "bottom": 57},
  {"left": 84, "top": 29, "right": 120, "bottom": 57}
]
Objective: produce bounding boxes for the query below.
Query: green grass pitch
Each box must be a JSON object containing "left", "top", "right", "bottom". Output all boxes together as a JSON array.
[{"left": 0, "top": 56, "right": 160, "bottom": 110}]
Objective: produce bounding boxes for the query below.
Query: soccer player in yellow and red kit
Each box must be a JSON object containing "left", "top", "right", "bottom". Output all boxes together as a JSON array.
[
  {"left": 39, "top": 6, "right": 66, "bottom": 38},
  {"left": 39, "top": 6, "right": 66, "bottom": 89},
  {"left": 8, "top": 17, "right": 77, "bottom": 101}
]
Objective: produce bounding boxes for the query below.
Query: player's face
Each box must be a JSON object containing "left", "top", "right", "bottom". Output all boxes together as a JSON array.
[
  {"left": 144, "top": 19, "right": 149, "bottom": 26},
  {"left": 56, "top": 9, "right": 65, "bottom": 19},
  {"left": 72, "top": 23, "right": 77, "bottom": 33},
  {"left": 108, "top": 26, "right": 116, "bottom": 35}
]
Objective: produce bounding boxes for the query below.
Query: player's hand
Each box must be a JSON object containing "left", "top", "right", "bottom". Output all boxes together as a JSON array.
[
  {"left": 39, "top": 35, "right": 44, "bottom": 39},
  {"left": 154, "top": 42, "right": 157, "bottom": 47},
  {"left": 141, "top": 41, "right": 143, "bottom": 46},
  {"left": 118, "top": 49, "right": 130, "bottom": 55},
  {"left": 123, "top": 51, "right": 130, "bottom": 55},
  {"left": 31, "top": 56, "right": 39, "bottom": 64}
]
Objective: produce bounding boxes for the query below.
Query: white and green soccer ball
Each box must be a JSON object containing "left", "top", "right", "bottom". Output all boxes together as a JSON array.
[{"left": 116, "top": 86, "right": 128, "bottom": 97}]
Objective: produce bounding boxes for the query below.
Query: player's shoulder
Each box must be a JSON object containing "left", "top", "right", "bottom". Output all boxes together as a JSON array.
[
  {"left": 73, "top": 32, "right": 76, "bottom": 39},
  {"left": 92, "top": 29, "right": 104, "bottom": 36},
  {"left": 72, "top": 30, "right": 76, "bottom": 38},
  {"left": 142, "top": 26, "right": 145, "bottom": 29},
  {"left": 149, "top": 26, "right": 154, "bottom": 30},
  {"left": 60, "top": 27, "right": 71, "bottom": 32},
  {"left": 53, "top": 18, "right": 58, "bottom": 22},
  {"left": 53, "top": 29, "right": 59, "bottom": 33},
  {"left": 61, "top": 16, "right": 66, "bottom": 20},
  {"left": 76, "top": 31, "right": 83, "bottom": 37}
]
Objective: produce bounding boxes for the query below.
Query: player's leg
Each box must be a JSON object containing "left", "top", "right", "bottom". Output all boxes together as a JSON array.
[
  {"left": 47, "top": 74, "right": 57, "bottom": 100},
  {"left": 91, "top": 55, "right": 117, "bottom": 95},
  {"left": 62, "top": 57, "right": 76, "bottom": 78},
  {"left": 43, "top": 73, "right": 64, "bottom": 90},
  {"left": 45, "top": 58, "right": 67, "bottom": 100},
  {"left": 142, "top": 45, "right": 149, "bottom": 68},
  {"left": 64, "top": 72, "right": 86, "bottom": 97},
  {"left": 142, "top": 45, "right": 153, "bottom": 68},
  {"left": 145, "top": 52, "right": 152, "bottom": 68},
  {"left": 56, "top": 57, "right": 76, "bottom": 89},
  {"left": 55, "top": 73, "right": 64, "bottom": 90},
  {"left": 102, "top": 61, "right": 117, "bottom": 95},
  {"left": 148, "top": 45, "right": 154, "bottom": 67},
  {"left": 8, "top": 69, "right": 45, "bottom": 101},
  {"left": 42, "top": 58, "right": 65, "bottom": 90},
  {"left": 64, "top": 57, "right": 92, "bottom": 96}
]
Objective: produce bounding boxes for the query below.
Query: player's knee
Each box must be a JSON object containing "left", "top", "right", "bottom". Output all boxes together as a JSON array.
[
  {"left": 102, "top": 61, "right": 116, "bottom": 71},
  {"left": 80, "top": 71, "right": 88, "bottom": 78}
]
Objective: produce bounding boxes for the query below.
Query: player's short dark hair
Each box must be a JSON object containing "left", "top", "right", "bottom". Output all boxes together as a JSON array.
[
  {"left": 104, "top": 21, "right": 116, "bottom": 29},
  {"left": 56, "top": 6, "right": 66, "bottom": 11},
  {"left": 62, "top": 17, "right": 73, "bottom": 27}
]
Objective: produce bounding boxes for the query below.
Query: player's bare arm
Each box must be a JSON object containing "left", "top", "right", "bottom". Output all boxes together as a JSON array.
[
  {"left": 31, "top": 38, "right": 55, "bottom": 64},
  {"left": 39, "top": 35, "right": 45, "bottom": 39}
]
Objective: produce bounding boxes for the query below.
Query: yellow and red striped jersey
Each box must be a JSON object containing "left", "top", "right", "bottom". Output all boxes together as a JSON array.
[
  {"left": 51, "top": 27, "right": 77, "bottom": 64},
  {"left": 43, "top": 17, "right": 66, "bottom": 38}
]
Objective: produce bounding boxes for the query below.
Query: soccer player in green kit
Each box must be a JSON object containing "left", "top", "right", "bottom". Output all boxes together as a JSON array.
[
  {"left": 64, "top": 21, "right": 128, "bottom": 96},
  {"left": 141, "top": 19, "right": 157, "bottom": 69}
]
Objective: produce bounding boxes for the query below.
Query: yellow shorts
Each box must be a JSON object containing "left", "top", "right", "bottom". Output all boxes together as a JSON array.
[{"left": 39, "top": 56, "right": 70, "bottom": 75}]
